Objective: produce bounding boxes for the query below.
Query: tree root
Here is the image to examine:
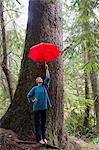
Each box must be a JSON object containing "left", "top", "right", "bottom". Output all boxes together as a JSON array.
[
  {"left": 2, "top": 128, "right": 89, "bottom": 150},
  {"left": 0, "top": 128, "right": 62, "bottom": 150}
]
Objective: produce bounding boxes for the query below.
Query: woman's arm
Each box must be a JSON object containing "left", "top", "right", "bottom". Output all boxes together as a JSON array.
[
  {"left": 27, "top": 87, "right": 35, "bottom": 103},
  {"left": 44, "top": 64, "right": 50, "bottom": 89},
  {"left": 45, "top": 63, "right": 50, "bottom": 78}
]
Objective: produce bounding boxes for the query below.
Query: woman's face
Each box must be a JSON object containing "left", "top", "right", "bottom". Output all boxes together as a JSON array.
[{"left": 36, "top": 77, "right": 43, "bottom": 85}]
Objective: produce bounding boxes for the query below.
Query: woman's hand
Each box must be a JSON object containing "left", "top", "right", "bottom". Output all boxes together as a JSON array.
[
  {"left": 32, "top": 98, "right": 36, "bottom": 103},
  {"left": 45, "top": 63, "right": 50, "bottom": 78},
  {"left": 45, "top": 63, "right": 48, "bottom": 70},
  {"left": 32, "top": 99, "right": 35, "bottom": 103}
]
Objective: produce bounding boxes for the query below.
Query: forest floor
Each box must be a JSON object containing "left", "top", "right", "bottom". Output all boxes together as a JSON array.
[
  {"left": 69, "top": 136, "right": 99, "bottom": 150},
  {"left": 0, "top": 128, "right": 99, "bottom": 150}
]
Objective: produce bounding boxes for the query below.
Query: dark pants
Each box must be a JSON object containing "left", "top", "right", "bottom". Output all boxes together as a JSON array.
[{"left": 34, "top": 110, "right": 46, "bottom": 141}]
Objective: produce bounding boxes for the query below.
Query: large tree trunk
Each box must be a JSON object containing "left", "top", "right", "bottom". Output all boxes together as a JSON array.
[{"left": 0, "top": 0, "right": 64, "bottom": 147}]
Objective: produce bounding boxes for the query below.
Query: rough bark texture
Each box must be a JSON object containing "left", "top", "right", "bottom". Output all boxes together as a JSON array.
[
  {"left": 86, "top": 52, "right": 99, "bottom": 132},
  {"left": 0, "top": 0, "right": 64, "bottom": 147},
  {"left": 83, "top": 72, "right": 90, "bottom": 128},
  {"left": 83, "top": 53, "right": 90, "bottom": 128},
  {"left": 90, "top": 71, "right": 99, "bottom": 132}
]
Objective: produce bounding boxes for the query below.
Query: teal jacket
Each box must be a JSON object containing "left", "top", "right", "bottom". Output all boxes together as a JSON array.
[{"left": 27, "top": 77, "right": 52, "bottom": 111}]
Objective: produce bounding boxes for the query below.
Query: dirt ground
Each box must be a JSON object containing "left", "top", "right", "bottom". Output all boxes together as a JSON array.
[{"left": 0, "top": 128, "right": 99, "bottom": 150}]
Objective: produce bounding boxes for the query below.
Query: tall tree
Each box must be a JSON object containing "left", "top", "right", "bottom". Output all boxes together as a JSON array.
[
  {"left": 78, "top": 0, "right": 99, "bottom": 132},
  {"left": 88, "top": 53, "right": 99, "bottom": 132},
  {"left": 63, "top": 0, "right": 99, "bottom": 132},
  {"left": 0, "top": 1, "right": 13, "bottom": 102},
  {"left": 1, "top": 0, "right": 64, "bottom": 146},
  {"left": 83, "top": 52, "right": 90, "bottom": 128}
]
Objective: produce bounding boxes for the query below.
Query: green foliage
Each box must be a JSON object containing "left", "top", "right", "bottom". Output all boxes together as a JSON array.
[
  {"left": 0, "top": 0, "right": 25, "bottom": 117},
  {"left": 63, "top": 0, "right": 99, "bottom": 73},
  {"left": 63, "top": 47, "right": 95, "bottom": 135},
  {"left": 91, "top": 138, "right": 99, "bottom": 144},
  {"left": 0, "top": 90, "right": 9, "bottom": 118},
  {"left": 63, "top": 0, "right": 98, "bottom": 137},
  {"left": 64, "top": 96, "right": 94, "bottom": 134},
  {"left": 83, "top": 59, "right": 99, "bottom": 73}
]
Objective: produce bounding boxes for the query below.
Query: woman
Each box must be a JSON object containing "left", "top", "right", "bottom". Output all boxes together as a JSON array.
[{"left": 27, "top": 64, "right": 51, "bottom": 144}]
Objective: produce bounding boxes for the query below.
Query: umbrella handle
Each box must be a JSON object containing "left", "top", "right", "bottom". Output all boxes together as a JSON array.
[
  {"left": 45, "top": 62, "right": 48, "bottom": 70},
  {"left": 45, "top": 62, "right": 47, "bottom": 68}
]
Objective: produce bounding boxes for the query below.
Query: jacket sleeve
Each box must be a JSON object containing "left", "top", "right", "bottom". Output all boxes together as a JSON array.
[
  {"left": 43, "top": 77, "right": 50, "bottom": 89},
  {"left": 27, "top": 87, "right": 35, "bottom": 103}
]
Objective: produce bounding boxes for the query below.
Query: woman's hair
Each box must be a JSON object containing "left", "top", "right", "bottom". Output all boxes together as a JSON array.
[{"left": 36, "top": 77, "right": 39, "bottom": 84}]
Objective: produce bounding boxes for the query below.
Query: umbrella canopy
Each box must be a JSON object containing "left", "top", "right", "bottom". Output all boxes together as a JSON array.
[{"left": 28, "top": 42, "right": 61, "bottom": 63}]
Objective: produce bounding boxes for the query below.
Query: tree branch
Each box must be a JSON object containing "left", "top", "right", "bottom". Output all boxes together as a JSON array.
[{"left": 15, "top": 0, "right": 21, "bottom": 5}]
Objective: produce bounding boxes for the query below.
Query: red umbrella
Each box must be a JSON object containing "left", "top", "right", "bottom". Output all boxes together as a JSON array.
[{"left": 28, "top": 42, "right": 61, "bottom": 63}]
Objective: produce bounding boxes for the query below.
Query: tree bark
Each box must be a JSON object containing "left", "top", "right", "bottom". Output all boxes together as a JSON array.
[
  {"left": 83, "top": 52, "right": 90, "bottom": 128},
  {"left": 88, "top": 51, "right": 99, "bottom": 132},
  {"left": 83, "top": 72, "right": 90, "bottom": 128},
  {"left": 90, "top": 71, "right": 99, "bottom": 132},
  {"left": 1, "top": 0, "right": 64, "bottom": 147}
]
